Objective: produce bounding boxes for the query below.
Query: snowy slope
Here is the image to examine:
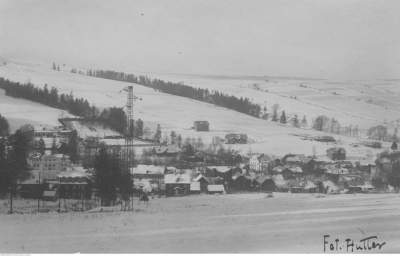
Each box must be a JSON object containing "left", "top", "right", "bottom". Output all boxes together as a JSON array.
[
  {"left": 0, "top": 60, "right": 390, "bottom": 158},
  {"left": 0, "top": 88, "right": 72, "bottom": 132},
  {"left": 150, "top": 73, "right": 400, "bottom": 131}
]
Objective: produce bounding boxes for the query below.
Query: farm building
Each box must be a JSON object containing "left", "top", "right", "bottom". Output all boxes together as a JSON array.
[
  {"left": 193, "top": 174, "right": 210, "bottom": 193},
  {"left": 153, "top": 145, "right": 181, "bottom": 157},
  {"left": 249, "top": 154, "right": 273, "bottom": 173},
  {"left": 55, "top": 166, "right": 91, "bottom": 199},
  {"left": 193, "top": 121, "right": 210, "bottom": 131},
  {"left": 225, "top": 133, "right": 248, "bottom": 144},
  {"left": 190, "top": 182, "right": 201, "bottom": 194},
  {"left": 229, "top": 175, "right": 254, "bottom": 192},
  {"left": 207, "top": 184, "right": 225, "bottom": 194},
  {"left": 255, "top": 176, "right": 276, "bottom": 191},
  {"left": 130, "top": 165, "right": 165, "bottom": 192},
  {"left": 165, "top": 173, "right": 191, "bottom": 196},
  {"left": 327, "top": 147, "right": 346, "bottom": 160}
]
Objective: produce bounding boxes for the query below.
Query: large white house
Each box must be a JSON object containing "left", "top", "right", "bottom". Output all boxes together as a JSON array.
[{"left": 249, "top": 154, "right": 273, "bottom": 173}]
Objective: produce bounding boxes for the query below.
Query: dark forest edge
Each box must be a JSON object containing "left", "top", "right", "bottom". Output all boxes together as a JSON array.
[
  {"left": 0, "top": 77, "right": 128, "bottom": 135},
  {"left": 84, "top": 69, "right": 263, "bottom": 118}
]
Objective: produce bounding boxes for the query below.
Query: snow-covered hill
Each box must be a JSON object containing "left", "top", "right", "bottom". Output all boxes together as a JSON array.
[
  {"left": 0, "top": 60, "right": 390, "bottom": 158},
  {"left": 150, "top": 73, "right": 400, "bottom": 131}
]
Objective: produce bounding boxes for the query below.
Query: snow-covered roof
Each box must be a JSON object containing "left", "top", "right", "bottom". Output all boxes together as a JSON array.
[
  {"left": 193, "top": 174, "right": 209, "bottom": 183},
  {"left": 288, "top": 166, "right": 303, "bottom": 173},
  {"left": 165, "top": 173, "right": 191, "bottom": 184},
  {"left": 57, "top": 166, "right": 88, "bottom": 178},
  {"left": 207, "top": 184, "right": 225, "bottom": 192},
  {"left": 304, "top": 180, "right": 317, "bottom": 189},
  {"left": 131, "top": 165, "right": 165, "bottom": 175},
  {"left": 206, "top": 166, "right": 232, "bottom": 173}
]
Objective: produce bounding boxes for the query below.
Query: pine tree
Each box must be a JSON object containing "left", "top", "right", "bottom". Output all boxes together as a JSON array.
[
  {"left": 68, "top": 130, "right": 79, "bottom": 162},
  {"left": 301, "top": 115, "right": 308, "bottom": 128},
  {"left": 170, "top": 131, "right": 177, "bottom": 144},
  {"left": 272, "top": 104, "right": 279, "bottom": 122},
  {"left": 51, "top": 137, "right": 57, "bottom": 154},
  {"left": 135, "top": 119, "right": 144, "bottom": 138},
  {"left": 154, "top": 124, "right": 161, "bottom": 143},
  {"left": 391, "top": 141, "right": 398, "bottom": 151},
  {"left": 280, "top": 111, "right": 287, "bottom": 124},
  {"left": 292, "top": 114, "right": 300, "bottom": 128},
  {"left": 38, "top": 137, "right": 45, "bottom": 155},
  {"left": 0, "top": 114, "right": 10, "bottom": 137}
]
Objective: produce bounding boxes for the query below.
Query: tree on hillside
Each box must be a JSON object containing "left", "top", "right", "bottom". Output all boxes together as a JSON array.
[
  {"left": 271, "top": 104, "right": 279, "bottom": 122},
  {"left": 391, "top": 141, "right": 398, "bottom": 151},
  {"left": 51, "top": 137, "right": 58, "bottom": 154},
  {"left": 38, "top": 137, "right": 45, "bottom": 155},
  {"left": 280, "top": 111, "right": 287, "bottom": 124},
  {"left": 135, "top": 119, "right": 144, "bottom": 138},
  {"left": 177, "top": 134, "right": 182, "bottom": 147},
  {"left": 7, "top": 125, "right": 34, "bottom": 182},
  {"left": 154, "top": 124, "right": 162, "bottom": 143},
  {"left": 291, "top": 114, "right": 300, "bottom": 128},
  {"left": 0, "top": 114, "right": 10, "bottom": 137},
  {"left": 170, "top": 131, "right": 177, "bottom": 145},
  {"left": 67, "top": 130, "right": 79, "bottom": 163},
  {"left": 393, "top": 127, "right": 399, "bottom": 142},
  {"left": 367, "top": 125, "right": 388, "bottom": 141},
  {"left": 312, "top": 115, "right": 330, "bottom": 131},
  {"left": 301, "top": 115, "right": 308, "bottom": 128},
  {"left": 93, "top": 146, "right": 130, "bottom": 206}
]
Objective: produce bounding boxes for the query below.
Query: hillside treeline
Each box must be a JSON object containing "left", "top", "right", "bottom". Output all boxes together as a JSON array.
[
  {"left": 0, "top": 77, "right": 127, "bottom": 134},
  {"left": 86, "top": 69, "right": 262, "bottom": 118}
]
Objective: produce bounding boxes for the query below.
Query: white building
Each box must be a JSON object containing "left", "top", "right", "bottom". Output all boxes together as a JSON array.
[
  {"left": 28, "top": 153, "right": 72, "bottom": 180},
  {"left": 249, "top": 154, "right": 272, "bottom": 173}
]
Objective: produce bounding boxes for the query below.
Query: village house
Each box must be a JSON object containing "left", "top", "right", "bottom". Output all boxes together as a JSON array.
[
  {"left": 28, "top": 153, "right": 72, "bottom": 181},
  {"left": 225, "top": 133, "right": 248, "bottom": 144},
  {"left": 54, "top": 166, "right": 91, "bottom": 199},
  {"left": 33, "top": 125, "right": 72, "bottom": 140},
  {"left": 153, "top": 145, "right": 181, "bottom": 157},
  {"left": 249, "top": 154, "right": 273, "bottom": 173},
  {"left": 326, "top": 147, "right": 346, "bottom": 160},
  {"left": 255, "top": 176, "right": 276, "bottom": 192},
  {"left": 164, "top": 173, "right": 191, "bottom": 196},
  {"left": 207, "top": 184, "right": 225, "bottom": 194},
  {"left": 193, "top": 121, "right": 210, "bottom": 131},
  {"left": 130, "top": 164, "right": 165, "bottom": 193}
]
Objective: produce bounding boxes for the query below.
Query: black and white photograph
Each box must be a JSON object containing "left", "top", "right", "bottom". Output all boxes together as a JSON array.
[{"left": 0, "top": 0, "right": 399, "bottom": 253}]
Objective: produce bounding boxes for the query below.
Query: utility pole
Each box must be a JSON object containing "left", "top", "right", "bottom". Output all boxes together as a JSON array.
[
  {"left": 58, "top": 177, "right": 61, "bottom": 213},
  {"left": 9, "top": 185, "right": 13, "bottom": 214},
  {"left": 37, "top": 172, "right": 41, "bottom": 213}
]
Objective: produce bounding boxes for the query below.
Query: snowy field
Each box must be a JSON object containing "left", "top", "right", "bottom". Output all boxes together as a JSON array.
[
  {"left": 153, "top": 73, "right": 400, "bottom": 130},
  {"left": 0, "top": 59, "right": 391, "bottom": 158},
  {"left": 1, "top": 193, "right": 400, "bottom": 253},
  {"left": 0, "top": 88, "right": 72, "bottom": 132}
]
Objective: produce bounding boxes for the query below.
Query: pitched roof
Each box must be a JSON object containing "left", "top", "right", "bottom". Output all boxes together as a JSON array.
[
  {"left": 206, "top": 166, "right": 232, "bottom": 173},
  {"left": 131, "top": 165, "right": 165, "bottom": 175},
  {"left": 57, "top": 166, "right": 88, "bottom": 178},
  {"left": 207, "top": 184, "right": 225, "bottom": 192},
  {"left": 165, "top": 173, "right": 191, "bottom": 184},
  {"left": 255, "top": 175, "right": 273, "bottom": 184}
]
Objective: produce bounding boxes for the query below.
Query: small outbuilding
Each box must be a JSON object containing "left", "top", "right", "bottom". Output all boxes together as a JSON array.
[{"left": 207, "top": 184, "right": 225, "bottom": 194}]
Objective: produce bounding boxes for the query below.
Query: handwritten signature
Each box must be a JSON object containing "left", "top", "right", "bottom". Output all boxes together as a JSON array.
[{"left": 323, "top": 234, "right": 386, "bottom": 252}]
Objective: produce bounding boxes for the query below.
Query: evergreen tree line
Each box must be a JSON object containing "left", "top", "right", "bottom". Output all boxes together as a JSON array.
[
  {"left": 85, "top": 69, "right": 262, "bottom": 118},
  {"left": 0, "top": 113, "right": 9, "bottom": 137},
  {"left": 0, "top": 124, "right": 33, "bottom": 195},
  {"left": 0, "top": 78, "right": 130, "bottom": 135}
]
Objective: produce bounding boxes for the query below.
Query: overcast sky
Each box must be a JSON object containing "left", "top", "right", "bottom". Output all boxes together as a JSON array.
[{"left": 0, "top": 0, "right": 399, "bottom": 79}]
